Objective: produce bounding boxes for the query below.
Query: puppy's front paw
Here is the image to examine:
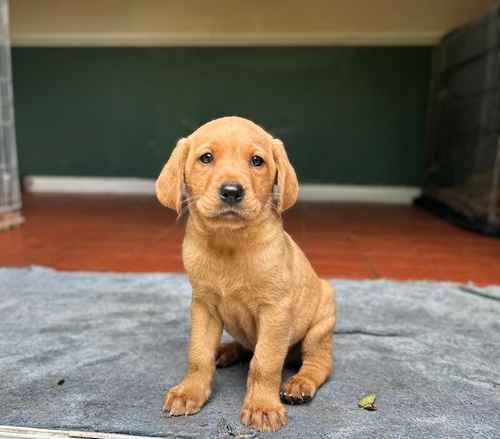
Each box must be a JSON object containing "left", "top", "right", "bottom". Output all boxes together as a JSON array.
[
  {"left": 280, "top": 375, "right": 316, "bottom": 405},
  {"left": 240, "top": 399, "right": 288, "bottom": 432},
  {"left": 163, "top": 380, "right": 210, "bottom": 416}
]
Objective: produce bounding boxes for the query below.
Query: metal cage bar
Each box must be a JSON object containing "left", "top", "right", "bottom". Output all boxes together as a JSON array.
[{"left": 0, "top": 0, "right": 21, "bottom": 217}]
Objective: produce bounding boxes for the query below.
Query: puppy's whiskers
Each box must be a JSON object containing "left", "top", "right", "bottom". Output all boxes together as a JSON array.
[{"left": 179, "top": 194, "right": 201, "bottom": 218}]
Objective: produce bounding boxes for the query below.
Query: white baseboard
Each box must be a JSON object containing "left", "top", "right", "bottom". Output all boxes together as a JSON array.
[
  {"left": 24, "top": 176, "right": 156, "bottom": 195},
  {"left": 23, "top": 176, "right": 421, "bottom": 205},
  {"left": 298, "top": 183, "right": 420, "bottom": 204}
]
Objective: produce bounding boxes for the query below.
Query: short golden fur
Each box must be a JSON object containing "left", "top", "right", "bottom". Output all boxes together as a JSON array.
[{"left": 156, "top": 116, "right": 336, "bottom": 432}]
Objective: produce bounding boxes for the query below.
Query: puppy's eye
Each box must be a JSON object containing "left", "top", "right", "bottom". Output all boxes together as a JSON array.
[
  {"left": 199, "top": 152, "right": 214, "bottom": 164},
  {"left": 250, "top": 155, "right": 265, "bottom": 167}
]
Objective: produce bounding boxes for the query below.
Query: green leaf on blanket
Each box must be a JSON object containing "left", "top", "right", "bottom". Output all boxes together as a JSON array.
[{"left": 358, "top": 393, "right": 377, "bottom": 411}]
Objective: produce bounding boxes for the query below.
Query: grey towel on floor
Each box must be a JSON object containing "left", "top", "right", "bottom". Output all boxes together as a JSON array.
[{"left": 0, "top": 266, "right": 499, "bottom": 438}]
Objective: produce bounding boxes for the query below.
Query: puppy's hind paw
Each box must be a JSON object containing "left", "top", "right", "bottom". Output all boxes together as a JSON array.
[
  {"left": 280, "top": 390, "right": 312, "bottom": 405},
  {"left": 280, "top": 375, "right": 316, "bottom": 405},
  {"left": 216, "top": 342, "right": 251, "bottom": 368}
]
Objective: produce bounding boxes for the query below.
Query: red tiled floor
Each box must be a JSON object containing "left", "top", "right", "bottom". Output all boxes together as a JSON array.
[{"left": 0, "top": 194, "right": 499, "bottom": 285}]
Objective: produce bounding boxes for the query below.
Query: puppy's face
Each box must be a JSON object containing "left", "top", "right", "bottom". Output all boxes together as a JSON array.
[
  {"left": 156, "top": 117, "right": 298, "bottom": 229},
  {"left": 186, "top": 137, "right": 274, "bottom": 224}
]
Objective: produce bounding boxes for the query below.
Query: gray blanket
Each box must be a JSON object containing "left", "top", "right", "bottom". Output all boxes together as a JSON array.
[{"left": 0, "top": 267, "right": 499, "bottom": 438}]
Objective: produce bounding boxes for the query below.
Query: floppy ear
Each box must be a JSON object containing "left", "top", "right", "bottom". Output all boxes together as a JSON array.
[
  {"left": 272, "top": 138, "right": 299, "bottom": 212},
  {"left": 155, "top": 138, "right": 189, "bottom": 214}
]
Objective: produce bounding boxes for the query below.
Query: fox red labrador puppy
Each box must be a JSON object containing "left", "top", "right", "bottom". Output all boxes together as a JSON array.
[{"left": 156, "top": 116, "right": 336, "bottom": 432}]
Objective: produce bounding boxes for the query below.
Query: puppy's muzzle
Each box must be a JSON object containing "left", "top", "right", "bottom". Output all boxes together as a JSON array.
[{"left": 219, "top": 182, "right": 245, "bottom": 205}]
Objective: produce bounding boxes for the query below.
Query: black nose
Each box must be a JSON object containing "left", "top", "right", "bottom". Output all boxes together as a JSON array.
[{"left": 219, "top": 182, "right": 244, "bottom": 205}]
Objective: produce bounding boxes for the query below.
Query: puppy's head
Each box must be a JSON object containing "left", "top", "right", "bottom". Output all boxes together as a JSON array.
[{"left": 156, "top": 116, "right": 298, "bottom": 228}]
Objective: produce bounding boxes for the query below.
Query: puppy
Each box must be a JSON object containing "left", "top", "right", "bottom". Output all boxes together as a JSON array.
[{"left": 156, "top": 116, "right": 336, "bottom": 432}]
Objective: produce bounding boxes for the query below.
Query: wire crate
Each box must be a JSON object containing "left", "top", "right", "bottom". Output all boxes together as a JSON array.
[
  {"left": 0, "top": 0, "right": 22, "bottom": 231},
  {"left": 418, "top": 6, "right": 500, "bottom": 236}
]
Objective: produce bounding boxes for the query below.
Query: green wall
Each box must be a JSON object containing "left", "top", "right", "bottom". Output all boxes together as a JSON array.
[{"left": 12, "top": 47, "right": 431, "bottom": 185}]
